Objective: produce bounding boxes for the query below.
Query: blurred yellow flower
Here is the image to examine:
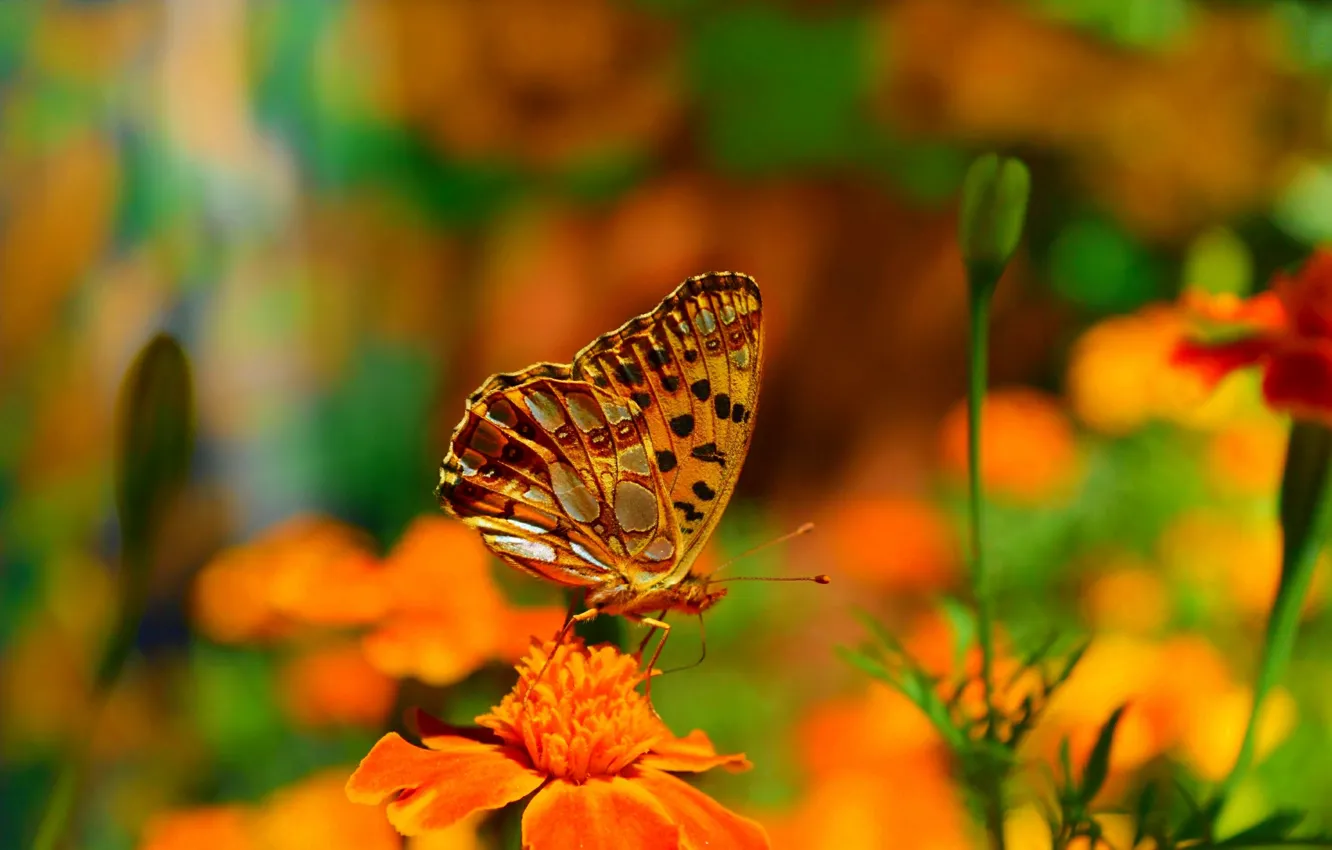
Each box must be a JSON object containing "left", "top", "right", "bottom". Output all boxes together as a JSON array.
[
  {"left": 1067, "top": 305, "right": 1252, "bottom": 434},
  {"left": 939, "top": 387, "right": 1082, "bottom": 503},
  {"left": 1081, "top": 552, "right": 1172, "bottom": 635},
  {"left": 0, "top": 133, "right": 119, "bottom": 376},
  {"left": 1158, "top": 509, "right": 1326, "bottom": 620},
  {"left": 1032, "top": 634, "right": 1293, "bottom": 783},
  {"left": 1207, "top": 419, "right": 1287, "bottom": 496}
]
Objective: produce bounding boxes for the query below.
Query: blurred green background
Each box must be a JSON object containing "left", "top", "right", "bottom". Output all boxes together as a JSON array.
[{"left": 5, "top": 0, "right": 1332, "bottom": 848}]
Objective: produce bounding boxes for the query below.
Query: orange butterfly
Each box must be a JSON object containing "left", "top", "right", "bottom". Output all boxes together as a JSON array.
[{"left": 437, "top": 272, "right": 791, "bottom": 660}]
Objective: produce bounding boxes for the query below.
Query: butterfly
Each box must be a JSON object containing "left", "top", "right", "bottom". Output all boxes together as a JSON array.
[{"left": 436, "top": 272, "right": 764, "bottom": 646}]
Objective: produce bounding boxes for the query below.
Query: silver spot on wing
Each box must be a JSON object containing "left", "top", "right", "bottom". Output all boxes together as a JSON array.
[
  {"left": 550, "top": 462, "right": 601, "bottom": 523},
  {"left": 485, "top": 535, "right": 557, "bottom": 563},
  {"left": 524, "top": 391, "right": 566, "bottom": 432}
]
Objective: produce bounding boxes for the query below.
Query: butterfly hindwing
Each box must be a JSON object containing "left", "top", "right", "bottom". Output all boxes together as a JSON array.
[
  {"left": 438, "top": 374, "right": 683, "bottom": 589},
  {"left": 572, "top": 272, "right": 763, "bottom": 578}
]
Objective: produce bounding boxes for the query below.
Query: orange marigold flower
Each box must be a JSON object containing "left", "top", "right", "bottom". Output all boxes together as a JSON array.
[
  {"left": 347, "top": 638, "right": 766, "bottom": 849},
  {"left": 361, "top": 517, "right": 565, "bottom": 686},
  {"left": 1175, "top": 249, "right": 1332, "bottom": 423},
  {"left": 939, "top": 387, "right": 1081, "bottom": 503}
]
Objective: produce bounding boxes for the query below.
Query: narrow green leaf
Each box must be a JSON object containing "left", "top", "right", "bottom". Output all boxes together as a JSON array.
[
  {"left": 1080, "top": 705, "right": 1127, "bottom": 804},
  {"left": 115, "top": 333, "right": 195, "bottom": 562},
  {"left": 939, "top": 595, "right": 978, "bottom": 672},
  {"left": 836, "top": 646, "right": 896, "bottom": 684},
  {"left": 1132, "top": 782, "right": 1158, "bottom": 847},
  {"left": 1218, "top": 811, "right": 1307, "bottom": 846}
]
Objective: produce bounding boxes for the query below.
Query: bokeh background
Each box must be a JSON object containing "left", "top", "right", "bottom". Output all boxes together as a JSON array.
[{"left": 6, "top": 0, "right": 1332, "bottom": 847}]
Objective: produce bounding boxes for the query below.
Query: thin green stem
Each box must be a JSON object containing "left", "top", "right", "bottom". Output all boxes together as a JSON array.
[
  {"left": 968, "top": 284, "right": 997, "bottom": 728},
  {"left": 967, "top": 268, "right": 1005, "bottom": 850},
  {"left": 1217, "top": 422, "right": 1332, "bottom": 806}
]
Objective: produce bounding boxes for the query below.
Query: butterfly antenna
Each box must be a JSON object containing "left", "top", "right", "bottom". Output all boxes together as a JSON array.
[
  {"left": 658, "top": 612, "right": 709, "bottom": 676},
  {"left": 708, "top": 522, "right": 817, "bottom": 578}
]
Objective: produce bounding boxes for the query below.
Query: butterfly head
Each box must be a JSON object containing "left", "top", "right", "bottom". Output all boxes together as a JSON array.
[{"left": 680, "top": 574, "right": 730, "bottom": 614}]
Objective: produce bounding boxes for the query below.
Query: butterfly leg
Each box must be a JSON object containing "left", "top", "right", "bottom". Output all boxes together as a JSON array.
[
  {"left": 635, "top": 609, "right": 669, "bottom": 658},
  {"left": 636, "top": 616, "right": 671, "bottom": 709},
  {"left": 525, "top": 608, "right": 600, "bottom": 704}
]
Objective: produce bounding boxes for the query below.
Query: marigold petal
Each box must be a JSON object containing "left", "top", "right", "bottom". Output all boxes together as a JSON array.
[
  {"left": 640, "top": 729, "right": 752, "bottom": 774},
  {"left": 521, "top": 776, "right": 679, "bottom": 850},
  {"left": 631, "top": 768, "right": 769, "bottom": 850},
  {"left": 1171, "top": 337, "right": 1274, "bottom": 386},
  {"left": 1263, "top": 343, "right": 1332, "bottom": 423},
  {"left": 346, "top": 733, "right": 543, "bottom": 836}
]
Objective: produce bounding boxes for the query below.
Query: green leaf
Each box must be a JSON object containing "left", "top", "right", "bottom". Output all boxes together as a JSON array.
[
  {"left": 939, "top": 596, "right": 978, "bottom": 672},
  {"left": 1218, "top": 811, "right": 1307, "bottom": 847},
  {"left": 1080, "top": 705, "right": 1127, "bottom": 804},
  {"left": 1132, "top": 782, "right": 1159, "bottom": 848}
]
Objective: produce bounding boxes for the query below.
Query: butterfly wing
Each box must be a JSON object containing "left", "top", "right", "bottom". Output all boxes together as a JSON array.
[
  {"left": 572, "top": 272, "right": 763, "bottom": 581},
  {"left": 437, "top": 367, "right": 683, "bottom": 589}
]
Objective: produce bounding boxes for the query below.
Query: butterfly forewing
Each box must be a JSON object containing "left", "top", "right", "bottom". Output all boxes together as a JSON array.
[
  {"left": 572, "top": 272, "right": 763, "bottom": 579},
  {"left": 438, "top": 373, "right": 683, "bottom": 588}
]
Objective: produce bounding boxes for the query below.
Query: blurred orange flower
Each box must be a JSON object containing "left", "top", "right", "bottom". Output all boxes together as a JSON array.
[
  {"left": 1175, "top": 250, "right": 1332, "bottom": 424},
  {"left": 769, "top": 683, "right": 969, "bottom": 850},
  {"left": 139, "top": 806, "right": 255, "bottom": 850},
  {"left": 939, "top": 387, "right": 1081, "bottom": 503},
  {"left": 193, "top": 515, "right": 563, "bottom": 688},
  {"left": 192, "top": 516, "right": 386, "bottom": 644},
  {"left": 280, "top": 641, "right": 398, "bottom": 729},
  {"left": 361, "top": 517, "right": 565, "bottom": 686},
  {"left": 824, "top": 496, "right": 958, "bottom": 591},
  {"left": 140, "top": 769, "right": 403, "bottom": 850},
  {"left": 1081, "top": 554, "right": 1171, "bottom": 636},
  {"left": 347, "top": 638, "right": 765, "bottom": 849}
]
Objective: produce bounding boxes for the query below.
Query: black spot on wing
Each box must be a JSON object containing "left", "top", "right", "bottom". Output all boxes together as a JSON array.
[
  {"left": 656, "top": 450, "right": 678, "bottom": 472},
  {"left": 690, "top": 379, "right": 711, "bottom": 401},
  {"left": 616, "top": 360, "right": 645, "bottom": 386},
  {"left": 631, "top": 391, "right": 652, "bottom": 410},
  {"left": 731, "top": 403, "right": 747, "bottom": 424},
  {"left": 669, "top": 414, "right": 695, "bottom": 437},
  {"left": 673, "top": 500, "right": 704, "bottom": 522},
  {"left": 661, "top": 375, "right": 680, "bottom": 392},
  {"left": 714, "top": 394, "right": 731, "bottom": 420},
  {"left": 692, "top": 481, "right": 716, "bottom": 501},
  {"left": 691, "top": 443, "right": 725, "bottom": 465}
]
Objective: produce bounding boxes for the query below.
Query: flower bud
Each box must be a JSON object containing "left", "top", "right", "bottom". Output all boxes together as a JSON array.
[{"left": 959, "top": 153, "right": 1031, "bottom": 292}]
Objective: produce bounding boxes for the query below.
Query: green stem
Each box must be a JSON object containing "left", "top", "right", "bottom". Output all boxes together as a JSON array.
[
  {"left": 1217, "top": 422, "right": 1332, "bottom": 807},
  {"left": 968, "top": 282, "right": 997, "bottom": 728},
  {"left": 967, "top": 268, "right": 1005, "bottom": 850}
]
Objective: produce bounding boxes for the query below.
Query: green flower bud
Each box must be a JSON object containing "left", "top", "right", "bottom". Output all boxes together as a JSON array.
[{"left": 959, "top": 153, "right": 1031, "bottom": 294}]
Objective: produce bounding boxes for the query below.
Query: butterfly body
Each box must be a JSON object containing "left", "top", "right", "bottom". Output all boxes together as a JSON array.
[{"left": 437, "top": 272, "right": 762, "bottom": 621}]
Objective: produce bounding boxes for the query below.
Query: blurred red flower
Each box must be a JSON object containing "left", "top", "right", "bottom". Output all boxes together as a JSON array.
[
  {"left": 1175, "top": 250, "right": 1332, "bottom": 423},
  {"left": 347, "top": 637, "right": 766, "bottom": 849}
]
